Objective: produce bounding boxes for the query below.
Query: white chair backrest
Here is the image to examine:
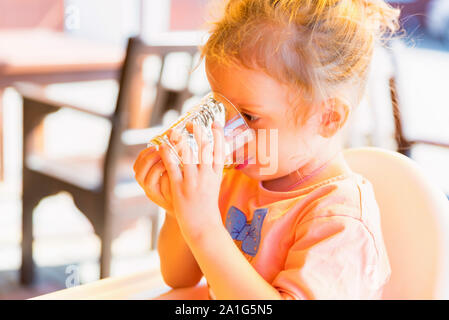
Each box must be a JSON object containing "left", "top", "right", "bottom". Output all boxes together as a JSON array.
[{"left": 343, "top": 147, "right": 449, "bottom": 299}]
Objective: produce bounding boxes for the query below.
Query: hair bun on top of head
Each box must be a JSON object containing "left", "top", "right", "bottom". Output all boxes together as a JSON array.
[
  {"left": 266, "top": 0, "right": 400, "bottom": 39},
  {"left": 354, "top": 0, "right": 401, "bottom": 37}
]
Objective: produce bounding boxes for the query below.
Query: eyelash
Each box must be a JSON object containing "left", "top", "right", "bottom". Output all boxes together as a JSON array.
[{"left": 242, "top": 112, "right": 259, "bottom": 122}]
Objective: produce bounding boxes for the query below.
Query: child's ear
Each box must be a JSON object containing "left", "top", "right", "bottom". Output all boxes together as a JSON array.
[{"left": 317, "top": 98, "right": 350, "bottom": 138}]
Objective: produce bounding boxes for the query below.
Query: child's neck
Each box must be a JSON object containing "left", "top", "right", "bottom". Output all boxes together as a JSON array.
[{"left": 261, "top": 151, "right": 353, "bottom": 192}]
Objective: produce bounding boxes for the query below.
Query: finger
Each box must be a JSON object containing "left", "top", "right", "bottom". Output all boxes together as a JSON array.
[
  {"left": 192, "top": 121, "right": 212, "bottom": 166},
  {"left": 159, "top": 143, "right": 183, "bottom": 189},
  {"left": 185, "top": 122, "right": 198, "bottom": 165},
  {"left": 212, "top": 121, "right": 225, "bottom": 172},
  {"left": 141, "top": 160, "right": 167, "bottom": 206},
  {"left": 168, "top": 128, "right": 182, "bottom": 147},
  {"left": 160, "top": 172, "right": 172, "bottom": 203},
  {"left": 133, "top": 145, "right": 156, "bottom": 173},
  {"left": 202, "top": 139, "right": 214, "bottom": 167},
  {"left": 143, "top": 159, "right": 166, "bottom": 192},
  {"left": 170, "top": 127, "right": 202, "bottom": 164},
  {"left": 134, "top": 146, "right": 161, "bottom": 185},
  {"left": 178, "top": 134, "right": 197, "bottom": 183}
]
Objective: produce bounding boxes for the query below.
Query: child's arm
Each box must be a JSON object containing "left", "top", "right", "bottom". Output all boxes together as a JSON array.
[
  {"left": 158, "top": 122, "right": 282, "bottom": 299},
  {"left": 184, "top": 214, "right": 282, "bottom": 299},
  {"left": 157, "top": 212, "right": 203, "bottom": 288},
  {"left": 133, "top": 147, "right": 203, "bottom": 288}
]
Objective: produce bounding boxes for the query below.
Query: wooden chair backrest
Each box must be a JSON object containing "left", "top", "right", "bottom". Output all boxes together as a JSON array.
[{"left": 103, "top": 37, "right": 201, "bottom": 193}]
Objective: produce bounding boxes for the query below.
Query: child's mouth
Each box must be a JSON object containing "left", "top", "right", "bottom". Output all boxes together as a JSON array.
[{"left": 235, "top": 158, "right": 250, "bottom": 170}]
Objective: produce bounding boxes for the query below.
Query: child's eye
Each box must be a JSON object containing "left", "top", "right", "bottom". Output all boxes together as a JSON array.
[{"left": 242, "top": 112, "right": 259, "bottom": 122}]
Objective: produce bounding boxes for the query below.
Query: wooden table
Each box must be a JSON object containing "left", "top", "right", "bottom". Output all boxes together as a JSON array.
[{"left": 0, "top": 29, "right": 124, "bottom": 181}]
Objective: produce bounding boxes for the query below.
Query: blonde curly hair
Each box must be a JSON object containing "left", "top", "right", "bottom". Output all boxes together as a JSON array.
[{"left": 201, "top": 0, "right": 400, "bottom": 124}]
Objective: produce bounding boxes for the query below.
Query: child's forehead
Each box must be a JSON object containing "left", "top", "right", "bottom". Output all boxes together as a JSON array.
[
  {"left": 208, "top": 62, "right": 293, "bottom": 92},
  {"left": 205, "top": 59, "right": 251, "bottom": 77},
  {"left": 207, "top": 65, "right": 269, "bottom": 99},
  {"left": 206, "top": 60, "right": 275, "bottom": 89}
]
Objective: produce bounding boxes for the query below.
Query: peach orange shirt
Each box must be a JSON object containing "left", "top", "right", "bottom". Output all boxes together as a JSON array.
[{"left": 207, "top": 168, "right": 391, "bottom": 299}]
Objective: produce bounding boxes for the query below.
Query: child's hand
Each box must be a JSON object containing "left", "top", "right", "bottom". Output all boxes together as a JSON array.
[
  {"left": 133, "top": 145, "right": 174, "bottom": 214},
  {"left": 159, "top": 121, "right": 226, "bottom": 240}
]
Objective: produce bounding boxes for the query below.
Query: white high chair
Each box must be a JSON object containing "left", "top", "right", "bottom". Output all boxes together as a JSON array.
[
  {"left": 344, "top": 147, "right": 449, "bottom": 299},
  {"left": 32, "top": 147, "right": 449, "bottom": 300}
]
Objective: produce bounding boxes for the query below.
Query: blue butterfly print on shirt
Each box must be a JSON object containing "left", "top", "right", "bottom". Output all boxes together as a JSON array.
[{"left": 225, "top": 206, "right": 268, "bottom": 256}]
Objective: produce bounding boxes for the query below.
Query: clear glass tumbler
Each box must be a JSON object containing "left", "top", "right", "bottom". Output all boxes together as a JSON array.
[{"left": 147, "top": 92, "right": 254, "bottom": 169}]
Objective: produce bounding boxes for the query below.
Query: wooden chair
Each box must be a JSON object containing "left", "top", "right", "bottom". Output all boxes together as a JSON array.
[
  {"left": 387, "top": 42, "right": 449, "bottom": 197},
  {"left": 389, "top": 76, "right": 449, "bottom": 157},
  {"left": 16, "top": 36, "right": 202, "bottom": 285}
]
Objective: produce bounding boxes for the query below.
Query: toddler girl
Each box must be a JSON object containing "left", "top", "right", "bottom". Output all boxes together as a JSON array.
[{"left": 134, "top": 0, "right": 399, "bottom": 299}]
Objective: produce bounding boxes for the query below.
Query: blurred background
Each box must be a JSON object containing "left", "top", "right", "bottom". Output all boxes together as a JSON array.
[{"left": 0, "top": 0, "right": 447, "bottom": 299}]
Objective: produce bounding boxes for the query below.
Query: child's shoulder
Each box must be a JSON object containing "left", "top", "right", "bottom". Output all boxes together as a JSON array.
[{"left": 298, "top": 171, "right": 381, "bottom": 228}]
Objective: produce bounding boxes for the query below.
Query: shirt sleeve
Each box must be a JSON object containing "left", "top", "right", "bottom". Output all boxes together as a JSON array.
[{"left": 271, "top": 215, "right": 386, "bottom": 300}]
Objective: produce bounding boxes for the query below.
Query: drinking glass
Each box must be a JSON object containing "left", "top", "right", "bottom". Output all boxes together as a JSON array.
[{"left": 147, "top": 92, "right": 254, "bottom": 169}]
